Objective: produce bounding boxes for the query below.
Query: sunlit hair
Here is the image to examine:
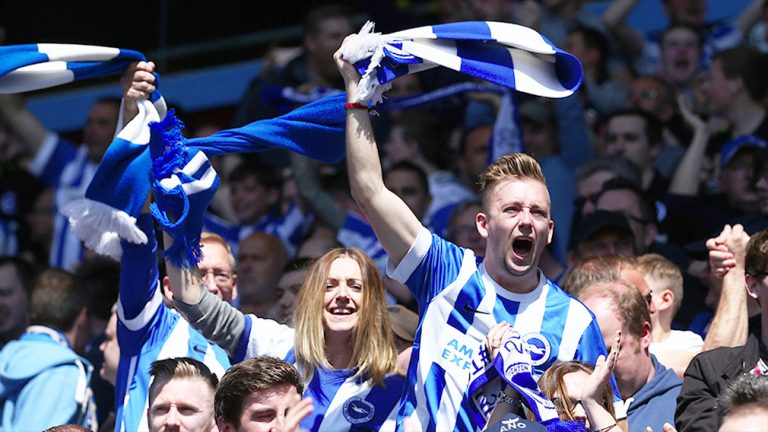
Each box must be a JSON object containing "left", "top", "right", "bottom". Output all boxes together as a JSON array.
[
  {"left": 148, "top": 357, "right": 218, "bottom": 406},
  {"left": 562, "top": 254, "right": 637, "bottom": 297},
  {"left": 637, "top": 253, "right": 684, "bottom": 313},
  {"left": 215, "top": 356, "right": 303, "bottom": 427},
  {"left": 538, "top": 361, "right": 615, "bottom": 421},
  {"left": 201, "top": 231, "right": 235, "bottom": 268},
  {"left": 578, "top": 280, "right": 649, "bottom": 340},
  {"left": 478, "top": 153, "right": 548, "bottom": 210},
  {"left": 292, "top": 248, "right": 398, "bottom": 385}
]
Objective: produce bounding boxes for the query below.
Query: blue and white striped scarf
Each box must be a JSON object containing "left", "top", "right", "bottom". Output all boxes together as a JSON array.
[
  {"left": 468, "top": 329, "right": 559, "bottom": 425},
  {"left": 0, "top": 44, "right": 347, "bottom": 260},
  {"left": 338, "top": 21, "right": 583, "bottom": 105}
]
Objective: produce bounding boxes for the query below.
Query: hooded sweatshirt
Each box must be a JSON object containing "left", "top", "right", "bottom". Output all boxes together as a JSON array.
[
  {"left": 625, "top": 354, "right": 682, "bottom": 432},
  {"left": 0, "top": 326, "right": 96, "bottom": 431}
]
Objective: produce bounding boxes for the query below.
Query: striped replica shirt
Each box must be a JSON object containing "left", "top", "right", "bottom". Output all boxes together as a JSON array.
[
  {"left": 27, "top": 134, "right": 96, "bottom": 270},
  {"left": 114, "top": 215, "right": 230, "bottom": 432},
  {"left": 236, "top": 314, "right": 405, "bottom": 431},
  {"left": 389, "top": 227, "right": 609, "bottom": 432}
]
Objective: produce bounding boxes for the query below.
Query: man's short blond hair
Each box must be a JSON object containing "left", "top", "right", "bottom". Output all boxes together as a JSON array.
[
  {"left": 478, "top": 153, "right": 547, "bottom": 209},
  {"left": 637, "top": 253, "right": 684, "bottom": 313},
  {"left": 200, "top": 232, "right": 235, "bottom": 268}
]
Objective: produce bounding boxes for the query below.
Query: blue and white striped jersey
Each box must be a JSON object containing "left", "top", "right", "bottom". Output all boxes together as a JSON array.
[
  {"left": 28, "top": 134, "right": 95, "bottom": 270},
  {"left": 389, "top": 227, "right": 610, "bottom": 432},
  {"left": 114, "top": 215, "right": 231, "bottom": 432},
  {"left": 236, "top": 314, "right": 405, "bottom": 432},
  {"left": 203, "top": 201, "right": 308, "bottom": 257}
]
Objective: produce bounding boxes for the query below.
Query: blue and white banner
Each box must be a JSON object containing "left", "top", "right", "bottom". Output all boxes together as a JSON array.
[{"left": 339, "top": 21, "right": 583, "bottom": 104}]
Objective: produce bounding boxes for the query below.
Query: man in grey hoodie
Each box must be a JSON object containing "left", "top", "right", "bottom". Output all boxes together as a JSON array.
[
  {"left": 578, "top": 279, "right": 681, "bottom": 432},
  {"left": 0, "top": 267, "right": 97, "bottom": 430}
]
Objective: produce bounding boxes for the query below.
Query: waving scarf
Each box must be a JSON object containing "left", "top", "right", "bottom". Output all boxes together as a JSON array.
[{"left": 338, "top": 21, "right": 583, "bottom": 105}]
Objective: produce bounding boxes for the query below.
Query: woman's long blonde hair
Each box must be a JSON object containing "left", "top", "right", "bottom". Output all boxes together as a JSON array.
[{"left": 292, "top": 248, "right": 398, "bottom": 386}]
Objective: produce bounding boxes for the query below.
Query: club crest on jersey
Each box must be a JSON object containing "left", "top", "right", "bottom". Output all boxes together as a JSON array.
[
  {"left": 343, "top": 397, "right": 375, "bottom": 424},
  {"left": 523, "top": 333, "right": 551, "bottom": 366}
]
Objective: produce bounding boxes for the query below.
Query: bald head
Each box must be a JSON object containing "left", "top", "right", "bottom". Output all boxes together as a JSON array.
[{"left": 578, "top": 280, "right": 650, "bottom": 341}]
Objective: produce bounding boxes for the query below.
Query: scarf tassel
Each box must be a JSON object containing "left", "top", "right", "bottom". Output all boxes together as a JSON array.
[
  {"left": 60, "top": 198, "right": 148, "bottom": 260},
  {"left": 148, "top": 108, "right": 206, "bottom": 269}
]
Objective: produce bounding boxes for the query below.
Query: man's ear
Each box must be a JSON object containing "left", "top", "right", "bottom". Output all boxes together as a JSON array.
[
  {"left": 547, "top": 218, "right": 554, "bottom": 244},
  {"left": 640, "top": 320, "right": 653, "bottom": 350},
  {"left": 746, "top": 274, "right": 760, "bottom": 301},
  {"left": 476, "top": 212, "right": 489, "bottom": 239},
  {"left": 161, "top": 275, "right": 174, "bottom": 303},
  {"left": 230, "top": 273, "right": 239, "bottom": 301},
  {"left": 216, "top": 417, "right": 233, "bottom": 432},
  {"left": 657, "top": 289, "right": 675, "bottom": 312}
]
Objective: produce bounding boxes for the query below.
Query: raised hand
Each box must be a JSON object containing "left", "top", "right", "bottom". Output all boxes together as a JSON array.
[
  {"left": 283, "top": 394, "right": 314, "bottom": 432},
  {"left": 119, "top": 60, "right": 156, "bottom": 122},
  {"left": 707, "top": 224, "right": 750, "bottom": 278},
  {"left": 485, "top": 321, "right": 514, "bottom": 361},
  {"left": 582, "top": 330, "right": 620, "bottom": 404}
]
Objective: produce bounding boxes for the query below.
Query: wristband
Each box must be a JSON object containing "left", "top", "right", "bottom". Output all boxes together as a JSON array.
[{"left": 345, "top": 102, "right": 369, "bottom": 110}]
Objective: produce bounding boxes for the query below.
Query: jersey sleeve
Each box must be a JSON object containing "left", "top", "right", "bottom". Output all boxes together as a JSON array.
[
  {"left": 116, "top": 213, "right": 165, "bottom": 357},
  {"left": 27, "top": 133, "right": 78, "bottom": 188},
  {"left": 386, "top": 226, "right": 468, "bottom": 306}
]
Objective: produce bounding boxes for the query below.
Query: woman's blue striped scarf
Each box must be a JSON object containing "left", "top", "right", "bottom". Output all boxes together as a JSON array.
[{"left": 0, "top": 43, "right": 347, "bottom": 262}]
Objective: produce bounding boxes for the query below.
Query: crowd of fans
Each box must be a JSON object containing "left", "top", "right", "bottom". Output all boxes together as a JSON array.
[{"left": 2, "top": 0, "right": 768, "bottom": 431}]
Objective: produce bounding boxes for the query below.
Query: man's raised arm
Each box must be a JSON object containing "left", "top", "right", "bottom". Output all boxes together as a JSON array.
[{"left": 334, "top": 36, "right": 422, "bottom": 266}]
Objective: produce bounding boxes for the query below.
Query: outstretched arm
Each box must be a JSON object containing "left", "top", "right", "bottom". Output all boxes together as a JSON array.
[
  {"left": 335, "top": 36, "right": 422, "bottom": 266},
  {"left": 669, "top": 96, "right": 711, "bottom": 195}
]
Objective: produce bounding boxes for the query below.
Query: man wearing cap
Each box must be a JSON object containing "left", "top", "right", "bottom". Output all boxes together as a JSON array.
[{"left": 568, "top": 210, "right": 637, "bottom": 263}]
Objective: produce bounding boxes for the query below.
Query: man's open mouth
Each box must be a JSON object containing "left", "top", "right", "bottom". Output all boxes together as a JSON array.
[{"left": 513, "top": 237, "right": 533, "bottom": 255}]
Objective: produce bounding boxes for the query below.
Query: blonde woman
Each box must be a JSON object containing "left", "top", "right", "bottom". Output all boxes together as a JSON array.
[{"left": 167, "top": 246, "right": 404, "bottom": 431}]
